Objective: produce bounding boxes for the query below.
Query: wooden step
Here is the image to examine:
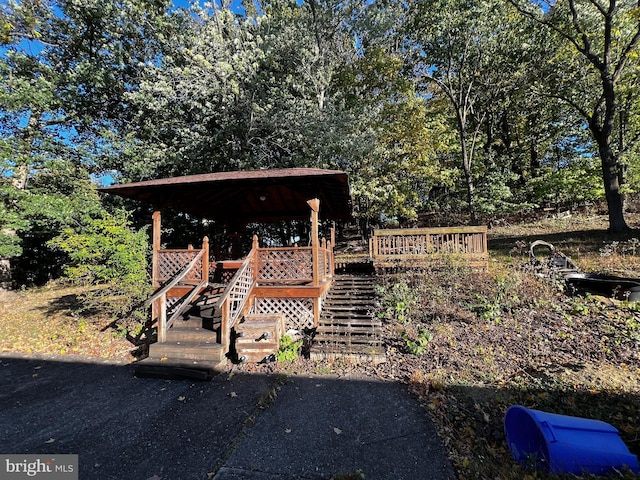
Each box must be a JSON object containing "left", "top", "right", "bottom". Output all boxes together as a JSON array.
[
  {"left": 171, "top": 316, "right": 206, "bottom": 329},
  {"left": 311, "top": 273, "right": 385, "bottom": 364},
  {"left": 313, "top": 335, "right": 381, "bottom": 345},
  {"left": 317, "top": 324, "right": 381, "bottom": 333},
  {"left": 326, "top": 287, "right": 376, "bottom": 293},
  {"left": 322, "top": 305, "right": 373, "bottom": 312},
  {"left": 167, "top": 328, "right": 219, "bottom": 343},
  {"left": 320, "top": 316, "right": 381, "bottom": 325},
  {"left": 309, "top": 344, "right": 386, "bottom": 364},
  {"left": 148, "top": 341, "right": 225, "bottom": 362},
  {"left": 134, "top": 358, "right": 225, "bottom": 380},
  {"left": 234, "top": 314, "right": 284, "bottom": 364},
  {"left": 324, "top": 297, "right": 377, "bottom": 304}
]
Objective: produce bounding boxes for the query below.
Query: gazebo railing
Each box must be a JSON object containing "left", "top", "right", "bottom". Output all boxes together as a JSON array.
[
  {"left": 148, "top": 238, "right": 209, "bottom": 342},
  {"left": 149, "top": 233, "right": 335, "bottom": 354},
  {"left": 257, "top": 247, "right": 313, "bottom": 283},
  {"left": 216, "top": 235, "right": 335, "bottom": 352}
]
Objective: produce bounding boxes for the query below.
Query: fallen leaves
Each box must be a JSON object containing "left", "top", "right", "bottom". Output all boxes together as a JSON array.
[{"left": 0, "top": 284, "right": 134, "bottom": 361}]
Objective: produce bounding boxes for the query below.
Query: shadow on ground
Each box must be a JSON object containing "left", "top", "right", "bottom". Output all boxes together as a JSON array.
[
  {"left": 488, "top": 229, "right": 639, "bottom": 257},
  {"left": 0, "top": 354, "right": 455, "bottom": 480}
]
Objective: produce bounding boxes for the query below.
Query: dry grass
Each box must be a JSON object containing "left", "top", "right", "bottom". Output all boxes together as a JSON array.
[{"left": 0, "top": 283, "right": 136, "bottom": 360}]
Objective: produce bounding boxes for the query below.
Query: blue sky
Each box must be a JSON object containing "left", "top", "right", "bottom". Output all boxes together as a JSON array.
[{"left": 171, "top": 1, "right": 248, "bottom": 14}]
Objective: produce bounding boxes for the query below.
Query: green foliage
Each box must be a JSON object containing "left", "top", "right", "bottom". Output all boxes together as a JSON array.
[
  {"left": 276, "top": 334, "right": 302, "bottom": 362},
  {"left": 469, "top": 273, "right": 521, "bottom": 323},
  {"left": 49, "top": 209, "right": 151, "bottom": 319},
  {"left": 376, "top": 279, "right": 418, "bottom": 324},
  {"left": 402, "top": 327, "right": 432, "bottom": 356}
]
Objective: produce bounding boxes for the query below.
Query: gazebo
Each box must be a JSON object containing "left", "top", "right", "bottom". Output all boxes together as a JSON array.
[{"left": 100, "top": 168, "right": 352, "bottom": 371}]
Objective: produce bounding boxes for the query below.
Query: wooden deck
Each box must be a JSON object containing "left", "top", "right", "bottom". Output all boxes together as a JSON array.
[
  {"left": 369, "top": 226, "right": 488, "bottom": 270},
  {"left": 136, "top": 231, "right": 337, "bottom": 376},
  {"left": 136, "top": 225, "right": 488, "bottom": 377}
]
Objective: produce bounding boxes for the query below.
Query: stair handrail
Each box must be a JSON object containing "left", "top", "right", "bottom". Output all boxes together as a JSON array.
[
  {"left": 216, "top": 241, "right": 258, "bottom": 354},
  {"left": 215, "top": 251, "right": 255, "bottom": 322},
  {"left": 165, "top": 279, "right": 208, "bottom": 331},
  {"left": 145, "top": 249, "right": 206, "bottom": 306}
]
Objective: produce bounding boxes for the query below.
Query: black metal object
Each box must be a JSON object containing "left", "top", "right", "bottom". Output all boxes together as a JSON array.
[
  {"left": 565, "top": 273, "right": 640, "bottom": 302},
  {"left": 528, "top": 240, "right": 578, "bottom": 275},
  {"left": 526, "top": 240, "right": 640, "bottom": 302}
]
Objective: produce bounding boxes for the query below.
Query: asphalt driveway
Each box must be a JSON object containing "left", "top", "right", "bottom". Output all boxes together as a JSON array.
[{"left": 0, "top": 353, "right": 455, "bottom": 480}]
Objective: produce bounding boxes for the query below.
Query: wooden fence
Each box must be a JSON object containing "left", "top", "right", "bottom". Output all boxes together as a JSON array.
[{"left": 370, "top": 226, "right": 488, "bottom": 270}]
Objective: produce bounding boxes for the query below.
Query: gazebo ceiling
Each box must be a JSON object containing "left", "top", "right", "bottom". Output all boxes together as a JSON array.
[{"left": 99, "top": 168, "right": 352, "bottom": 224}]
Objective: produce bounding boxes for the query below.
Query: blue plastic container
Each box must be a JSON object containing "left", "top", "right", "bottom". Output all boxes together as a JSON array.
[{"left": 504, "top": 405, "right": 639, "bottom": 475}]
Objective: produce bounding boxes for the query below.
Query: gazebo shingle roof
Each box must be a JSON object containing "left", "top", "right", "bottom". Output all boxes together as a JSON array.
[{"left": 99, "top": 168, "right": 351, "bottom": 223}]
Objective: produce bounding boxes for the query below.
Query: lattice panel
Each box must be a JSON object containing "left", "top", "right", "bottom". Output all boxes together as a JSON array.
[
  {"left": 158, "top": 250, "right": 202, "bottom": 282},
  {"left": 258, "top": 249, "right": 313, "bottom": 281},
  {"left": 166, "top": 296, "right": 181, "bottom": 311},
  {"left": 251, "top": 297, "right": 315, "bottom": 331},
  {"left": 226, "top": 259, "right": 255, "bottom": 325}
]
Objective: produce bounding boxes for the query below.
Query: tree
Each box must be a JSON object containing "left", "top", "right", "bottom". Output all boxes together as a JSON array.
[
  {"left": 511, "top": 0, "right": 640, "bottom": 232},
  {"left": 336, "top": 45, "right": 448, "bottom": 226},
  {"left": 405, "top": 0, "right": 524, "bottom": 224},
  {"left": 0, "top": 0, "right": 173, "bottom": 285}
]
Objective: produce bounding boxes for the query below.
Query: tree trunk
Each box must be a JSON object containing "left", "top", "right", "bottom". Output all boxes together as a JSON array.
[
  {"left": 591, "top": 74, "right": 630, "bottom": 233},
  {"left": 597, "top": 140, "right": 629, "bottom": 232},
  {"left": 458, "top": 116, "right": 479, "bottom": 225}
]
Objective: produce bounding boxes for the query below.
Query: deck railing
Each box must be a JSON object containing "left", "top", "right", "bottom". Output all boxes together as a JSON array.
[
  {"left": 257, "top": 247, "right": 313, "bottom": 283},
  {"left": 215, "top": 235, "right": 335, "bottom": 352},
  {"left": 150, "top": 234, "right": 335, "bottom": 353},
  {"left": 370, "top": 226, "right": 488, "bottom": 269},
  {"left": 149, "top": 238, "right": 209, "bottom": 342}
]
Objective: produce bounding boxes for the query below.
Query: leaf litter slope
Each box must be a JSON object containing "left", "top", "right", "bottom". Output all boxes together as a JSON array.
[
  {"left": 0, "top": 283, "right": 134, "bottom": 360},
  {"left": 370, "top": 213, "right": 640, "bottom": 480}
]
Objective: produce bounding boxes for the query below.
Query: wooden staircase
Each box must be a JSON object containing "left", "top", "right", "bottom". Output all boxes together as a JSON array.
[
  {"left": 134, "top": 286, "right": 227, "bottom": 380},
  {"left": 310, "top": 274, "right": 386, "bottom": 364}
]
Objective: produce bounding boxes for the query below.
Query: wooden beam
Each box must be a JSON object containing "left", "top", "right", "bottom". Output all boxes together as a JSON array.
[
  {"left": 152, "top": 210, "right": 161, "bottom": 325},
  {"left": 253, "top": 283, "right": 330, "bottom": 298},
  {"left": 308, "top": 198, "right": 320, "bottom": 286},
  {"left": 152, "top": 211, "right": 161, "bottom": 288}
]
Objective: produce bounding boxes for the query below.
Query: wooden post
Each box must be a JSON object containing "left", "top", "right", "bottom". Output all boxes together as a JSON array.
[
  {"left": 313, "top": 296, "right": 321, "bottom": 328},
  {"left": 202, "top": 236, "right": 209, "bottom": 283},
  {"left": 221, "top": 300, "right": 230, "bottom": 354},
  {"left": 307, "top": 199, "right": 320, "bottom": 286},
  {"left": 252, "top": 235, "right": 259, "bottom": 281},
  {"left": 330, "top": 222, "right": 335, "bottom": 277},
  {"left": 152, "top": 211, "right": 161, "bottom": 287},
  {"left": 152, "top": 211, "right": 162, "bottom": 327},
  {"left": 158, "top": 294, "right": 167, "bottom": 343},
  {"left": 372, "top": 230, "right": 379, "bottom": 259},
  {"left": 321, "top": 237, "right": 327, "bottom": 281}
]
